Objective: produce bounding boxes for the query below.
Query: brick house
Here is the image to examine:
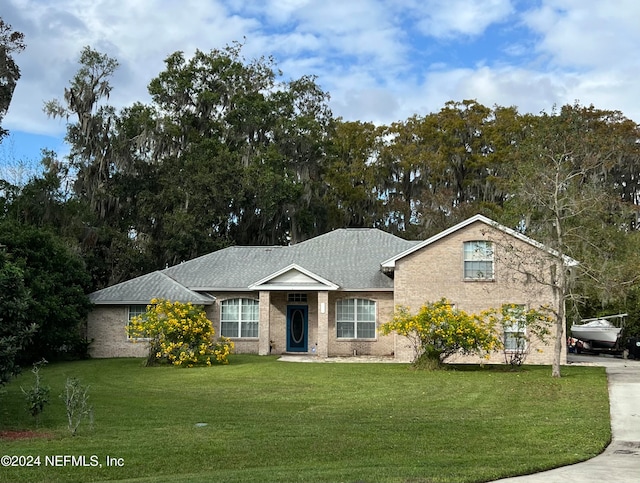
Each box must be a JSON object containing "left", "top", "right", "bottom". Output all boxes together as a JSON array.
[{"left": 87, "top": 215, "right": 576, "bottom": 364}]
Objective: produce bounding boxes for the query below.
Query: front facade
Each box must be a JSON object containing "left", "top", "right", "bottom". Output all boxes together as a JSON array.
[{"left": 87, "top": 215, "right": 574, "bottom": 364}]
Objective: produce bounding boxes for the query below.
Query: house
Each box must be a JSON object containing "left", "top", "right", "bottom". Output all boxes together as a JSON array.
[{"left": 87, "top": 215, "right": 576, "bottom": 364}]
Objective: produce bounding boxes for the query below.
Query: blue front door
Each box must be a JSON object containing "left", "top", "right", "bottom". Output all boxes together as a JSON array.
[{"left": 286, "top": 305, "right": 308, "bottom": 352}]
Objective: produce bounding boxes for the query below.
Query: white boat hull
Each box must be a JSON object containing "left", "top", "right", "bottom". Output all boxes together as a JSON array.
[{"left": 571, "top": 325, "right": 622, "bottom": 348}]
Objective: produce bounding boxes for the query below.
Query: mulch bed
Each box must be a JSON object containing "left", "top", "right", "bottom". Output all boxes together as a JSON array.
[{"left": 0, "top": 430, "right": 52, "bottom": 440}]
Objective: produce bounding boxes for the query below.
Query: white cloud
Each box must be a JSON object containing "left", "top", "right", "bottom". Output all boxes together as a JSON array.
[
  {"left": 414, "top": 0, "right": 514, "bottom": 38},
  {"left": 523, "top": 0, "right": 640, "bottom": 70}
]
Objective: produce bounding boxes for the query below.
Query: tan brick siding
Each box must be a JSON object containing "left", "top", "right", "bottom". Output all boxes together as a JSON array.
[
  {"left": 393, "top": 221, "right": 566, "bottom": 365},
  {"left": 87, "top": 306, "right": 147, "bottom": 358}
]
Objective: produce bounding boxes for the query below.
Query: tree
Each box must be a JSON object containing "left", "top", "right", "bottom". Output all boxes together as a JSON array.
[
  {"left": 376, "top": 101, "right": 510, "bottom": 238},
  {"left": 43, "top": 48, "right": 160, "bottom": 287},
  {"left": 0, "top": 221, "right": 92, "bottom": 361},
  {"left": 502, "top": 104, "right": 640, "bottom": 377},
  {"left": 380, "top": 298, "right": 500, "bottom": 369},
  {"left": 147, "top": 45, "right": 334, "bottom": 246},
  {"left": 44, "top": 46, "right": 122, "bottom": 221},
  {"left": 0, "top": 250, "right": 36, "bottom": 386},
  {"left": 127, "top": 299, "right": 234, "bottom": 367},
  {"left": 323, "top": 120, "right": 384, "bottom": 228},
  {"left": 0, "top": 18, "right": 25, "bottom": 140}
]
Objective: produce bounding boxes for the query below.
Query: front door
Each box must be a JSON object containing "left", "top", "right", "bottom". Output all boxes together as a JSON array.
[{"left": 286, "top": 305, "right": 308, "bottom": 352}]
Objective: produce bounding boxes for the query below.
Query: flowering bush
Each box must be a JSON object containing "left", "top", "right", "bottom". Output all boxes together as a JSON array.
[
  {"left": 127, "top": 299, "right": 234, "bottom": 366},
  {"left": 481, "top": 304, "right": 553, "bottom": 366},
  {"left": 380, "top": 298, "right": 501, "bottom": 369}
]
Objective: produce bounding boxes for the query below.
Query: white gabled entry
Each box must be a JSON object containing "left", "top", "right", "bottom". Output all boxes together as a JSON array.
[
  {"left": 250, "top": 264, "right": 338, "bottom": 356},
  {"left": 248, "top": 264, "right": 339, "bottom": 291}
]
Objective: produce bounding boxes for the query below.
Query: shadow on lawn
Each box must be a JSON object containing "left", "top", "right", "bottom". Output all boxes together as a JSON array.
[{"left": 444, "top": 363, "right": 536, "bottom": 373}]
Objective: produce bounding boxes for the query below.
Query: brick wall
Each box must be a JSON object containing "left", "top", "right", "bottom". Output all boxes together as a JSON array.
[
  {"left": 393, "top": 221, "right": 566, "bottom": 365},
  {"left": 87, "top": 306, "right": 148, "bottom": 358}
]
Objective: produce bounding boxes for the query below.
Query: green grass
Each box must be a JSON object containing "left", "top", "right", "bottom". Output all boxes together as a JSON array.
[{"left": 0, "top": 356, "right": 610, "bottom": 483}]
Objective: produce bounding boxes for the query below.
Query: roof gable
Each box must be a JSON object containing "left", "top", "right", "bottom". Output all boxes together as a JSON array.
[
  {"left": 381, "top": 214, "right": 579, "bottom": 269},
  {"left": 248, "top": 264, "right": 339, "bottom": 291}
]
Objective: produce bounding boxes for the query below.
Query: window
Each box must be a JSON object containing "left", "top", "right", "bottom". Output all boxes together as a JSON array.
[
  {"left": 336, "top": 299, "right": 376, "bottom": 339},
  {"left": 288, "top": 293, "right": 308, "bottom": 303},
  {"left": 221, "top": 298, "right": 259, "bottom": 338},
  {"left": 464, "top": 241, "right": 494, "bottom": 279},
  {"left": 504, "top": 305, "right": 526, "bottom": 351},
  {"left": 127, "top": 305, "right": 148, "bottom": 340}
]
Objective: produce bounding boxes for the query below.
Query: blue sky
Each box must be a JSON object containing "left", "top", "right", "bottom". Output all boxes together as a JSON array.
[{"left": 2, "top": 0, "right": 640, "bottom": 182}]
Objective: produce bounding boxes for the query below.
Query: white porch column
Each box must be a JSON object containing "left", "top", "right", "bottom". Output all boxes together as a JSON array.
[
  {"left": 258, "top": 291, "right": 271, "bottom": 355},
  {"left": 317, "top": 291, "right": 329, "bottom": 357}
]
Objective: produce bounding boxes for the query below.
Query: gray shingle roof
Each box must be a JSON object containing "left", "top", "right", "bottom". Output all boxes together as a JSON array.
[
  {"left": 89, "top": 271, "right": 215, "bottom": 305},
  {"left": 90, "top": 228, "right": 419, "bottom": 304},
  {"left": 164, "top": 228, "right": 418, "bottom": 290}
]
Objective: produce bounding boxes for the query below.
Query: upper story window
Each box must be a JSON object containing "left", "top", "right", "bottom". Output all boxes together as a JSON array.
[
  {"left": 463, "top": 241, "right": 494, "bottom": 280},
  {"left": 221, "top": 298, "right": 259, "bottom": 338},
  {"left": 336, "top": 299, "right": 376, "bottom": 339}
]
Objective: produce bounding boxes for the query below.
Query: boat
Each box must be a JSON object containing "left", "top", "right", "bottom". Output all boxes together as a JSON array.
[{"left": 571, "top": 315, "right": 626, "bottom": 349}]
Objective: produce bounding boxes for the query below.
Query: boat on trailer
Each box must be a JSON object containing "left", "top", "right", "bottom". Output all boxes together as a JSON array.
[{"left": 570, "top": 314, "right": 626, "bottom": 350}]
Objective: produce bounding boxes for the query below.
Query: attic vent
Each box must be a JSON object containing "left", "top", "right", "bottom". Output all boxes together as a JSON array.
[{"left": 288, "top": 293, "right": 308, "bottom": 303}]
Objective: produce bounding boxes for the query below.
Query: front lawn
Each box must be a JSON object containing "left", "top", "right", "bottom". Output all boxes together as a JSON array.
[{"left": 0, "top": 356, "right": 610, "bottom": 483}]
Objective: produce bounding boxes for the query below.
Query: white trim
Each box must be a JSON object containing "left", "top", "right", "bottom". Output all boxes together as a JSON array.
[
  {"left": 127, "top": 304, "right": 151, "bottom": 341},
  {"left": 248, "top": 264, "right": 339, "bottom": 291},
  {"left": 463, "top": 240, "right": 495, "bottom": 280},
  {"left": 220, "top": 297, "right": 260, "bottom": 338},
  {"left": 335, "top": 298, "right": 377, "bottom": 340},
  {"left": 381, "top": 214, "right": 579, "bottom": 269}
]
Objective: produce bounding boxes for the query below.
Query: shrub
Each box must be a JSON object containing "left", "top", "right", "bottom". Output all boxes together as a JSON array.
[
  {"left": 21, "top": 359, "right": 50, "bottom": 427},
  {"left": 127, "top": 299, "right": 234, "bottom": 366},
  {"left": 62, "top": 376, "right": 93, "bottom": 436},
  {"left": 380, "top": 298, "right": 500, "bottom": 369}
]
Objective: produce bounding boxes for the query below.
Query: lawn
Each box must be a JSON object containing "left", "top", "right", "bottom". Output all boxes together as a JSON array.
[{"left": 0, "top": 356, "right": 610, "bottom": 483}]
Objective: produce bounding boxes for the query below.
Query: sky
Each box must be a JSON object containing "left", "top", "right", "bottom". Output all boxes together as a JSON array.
[{"left": 1, "top": 0, "right": 640, "bottom": 181}]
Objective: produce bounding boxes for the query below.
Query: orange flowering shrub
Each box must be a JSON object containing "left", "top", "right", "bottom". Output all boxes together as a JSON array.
[
  {"left": 127, "top": 299, "right": 234, "bottom": 367},
  {"left": 380, "top": 298, "right": 500, "bottom": 369}
]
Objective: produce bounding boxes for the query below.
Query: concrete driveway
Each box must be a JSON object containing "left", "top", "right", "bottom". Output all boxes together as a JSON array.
[{"left": 493, "top": 354, "right": 640, "bottom": 482}]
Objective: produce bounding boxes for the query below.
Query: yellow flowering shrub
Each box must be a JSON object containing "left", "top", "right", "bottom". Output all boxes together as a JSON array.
[
  {"left": 380, "top": 298, "right": 501, "bottom": 369},
  {"left": 127, "top": 298, "right": 234, "bottom": 366}
]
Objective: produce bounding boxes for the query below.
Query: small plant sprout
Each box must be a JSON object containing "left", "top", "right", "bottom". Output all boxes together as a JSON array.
[
  {"left": 61, "top": 376, "right": 93, "bottom": 436},
  {"left": 21, "top": 358, "right": 50, "bottom": 427}
]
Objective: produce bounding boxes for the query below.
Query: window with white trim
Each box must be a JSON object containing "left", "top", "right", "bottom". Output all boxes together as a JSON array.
[
  {"left": 127, "top": 305, "right": 148, "bottom": 340},
  {"left": 221, "top": 298, "right": 259, "bottom": 338},
  {"left": 463, "top": 241, "right": 494, "bottom": 280},
  {"left": 336, "top": 299, "right": 376, "bottom": 339},
  {"left": 504, "top": 305, "right": 527, "bottom": 351}
]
